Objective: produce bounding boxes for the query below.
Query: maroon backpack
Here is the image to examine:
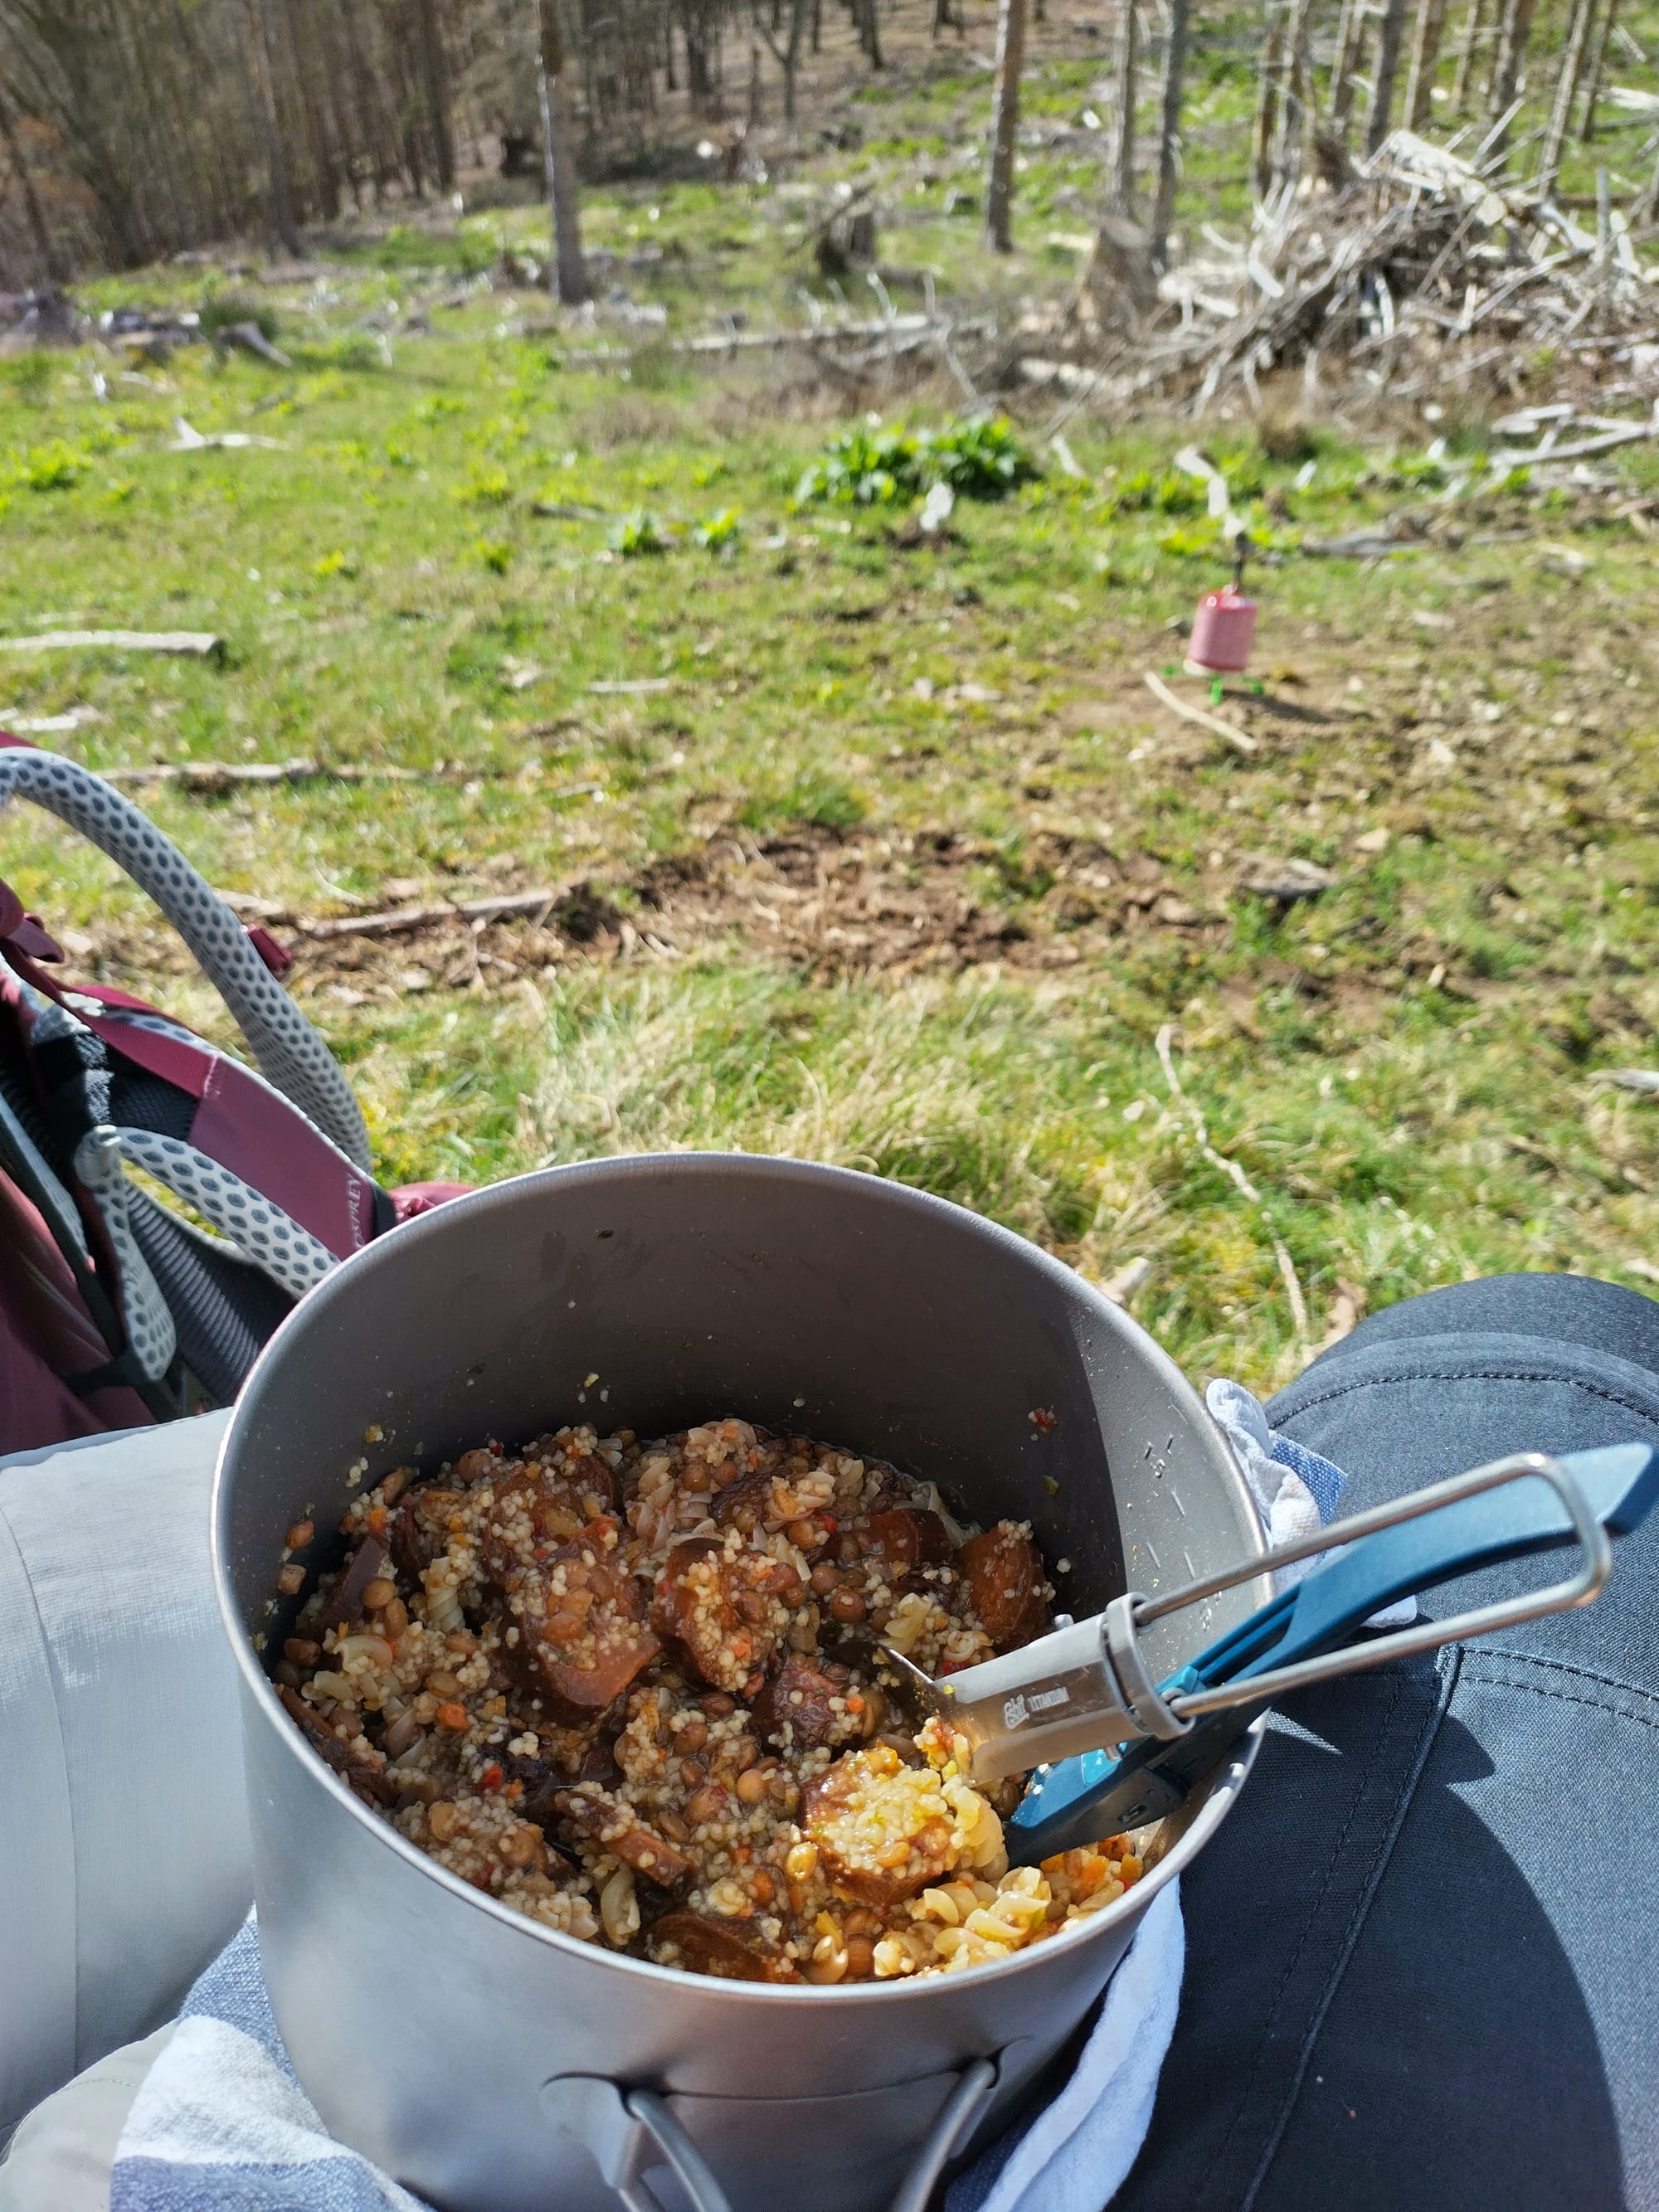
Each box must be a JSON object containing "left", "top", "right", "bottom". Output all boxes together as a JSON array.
[{"left": 0, "top": 737, "right": 466, "bottom": 1456}]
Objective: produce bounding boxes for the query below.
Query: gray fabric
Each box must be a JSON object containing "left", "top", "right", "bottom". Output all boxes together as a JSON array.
[{"left": 0, "top": 1415, "right": 251, "bottom": 2140}]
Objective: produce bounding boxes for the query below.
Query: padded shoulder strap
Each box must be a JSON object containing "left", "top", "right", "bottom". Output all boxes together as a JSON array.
[{"left": 0, "top": 745, "right": 369, "bottom": 1167}]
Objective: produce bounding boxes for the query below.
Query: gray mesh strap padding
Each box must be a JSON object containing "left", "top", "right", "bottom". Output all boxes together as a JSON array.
[
  {"left": 74, "top": 1128, "right": 178, "bottom": 1379},
  {"left": 0, "top": 748, "right": 370, "bottom": 1167},
  {"left": 110, "top": 1125, "right": 334, "bottom": 1302}
]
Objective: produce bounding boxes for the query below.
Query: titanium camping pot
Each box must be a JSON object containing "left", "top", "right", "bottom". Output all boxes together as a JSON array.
[{"left": 213, "top": 1155, "right": 1271, "bottom": 2212}]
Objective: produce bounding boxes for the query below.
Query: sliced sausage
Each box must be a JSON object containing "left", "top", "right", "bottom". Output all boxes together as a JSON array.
[
  {"left": 321, "top": 1536, "right": 390, "bottom": 1629},
  {"left": 479, "top": 1463, "right": 613, "bottom": 1582},
  {"left": 647, "top": 1912, "right": 800, "bottom": 1983},
  {"left": 552, "top": 1787, "right": 697, "bottom": 1889},
  {"left": 515, "top": 1545, "right": 660, "bottom": 1725},
  {"left": 387, "top": 1490, "right": 463, "bottom": 1581},
  {"left": 650, "top": 1537, "right": 802, "bottom": 1693},
  {"left": 279, "top": 1684, "right": 396, "bottom": 1807},
  {"left": 855, "top": 1508, "right": 952, "bottom": 1580},
  {"left": 803, "top": 1747, "right": 957, "bottom": 1907},
  {"left": 752, "top": 1655, "right": 857, "bottom": 1753},
  {"left": 961, "top": 1523, "right": 1050, "bottom": 1650},
  {"left": 709, "top": 1466, "right": 777, "bottom": 1534}
]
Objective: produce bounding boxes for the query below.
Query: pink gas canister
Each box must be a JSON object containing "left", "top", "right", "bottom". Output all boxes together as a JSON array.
[{"left": 1186, "top": 581, "right": 1258, "bottom": 674}]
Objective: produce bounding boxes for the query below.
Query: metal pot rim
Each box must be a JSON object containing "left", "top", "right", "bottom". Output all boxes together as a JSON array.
[{"left": 214, "top": 1152, "right": 1267, "bottom": 2009}]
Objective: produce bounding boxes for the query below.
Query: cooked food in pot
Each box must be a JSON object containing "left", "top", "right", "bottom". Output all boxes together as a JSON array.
[{"left": 272, "top": 1417, "right": 1146, "bottom": 1982}]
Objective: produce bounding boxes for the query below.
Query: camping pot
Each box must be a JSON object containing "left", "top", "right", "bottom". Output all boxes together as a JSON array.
[{"left": 214, "top": 1155, "right": 1270, "bottom": 2212}]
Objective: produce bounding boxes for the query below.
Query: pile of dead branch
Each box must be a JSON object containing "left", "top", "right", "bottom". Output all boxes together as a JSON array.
[{"left": 1024, "top": 127, "right": 1659, "bottom": 419}]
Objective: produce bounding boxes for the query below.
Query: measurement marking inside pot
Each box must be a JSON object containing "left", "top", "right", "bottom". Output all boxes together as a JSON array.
[{"left": 1170, "top": 1487, "right": 1186, "bottom": 1518}]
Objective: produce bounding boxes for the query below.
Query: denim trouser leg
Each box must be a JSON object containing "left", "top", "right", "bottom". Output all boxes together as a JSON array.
[{"left": 1111, "top": 1275, "right": 1659, "bottom": 2212}]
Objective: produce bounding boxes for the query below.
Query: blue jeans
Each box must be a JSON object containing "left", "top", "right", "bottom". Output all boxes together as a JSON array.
[{"left": 1113, "top": 1274, "right": 1659, "bottom": 2212}]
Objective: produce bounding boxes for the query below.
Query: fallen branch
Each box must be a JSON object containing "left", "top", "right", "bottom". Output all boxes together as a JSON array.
[
  {"left": 0, "top": 630, "right": 224, "bottom": 659},
  {"left": 1142, "top": 668, "right": 1260, "bottom": 755},
  {"left": 172, "top": 416, "right": 289, "bottom": 452},
  {"left": 299, "top": 887, "right": 568, "bottom": 942},
  {"left": 1490, "top": 420, "right": 1659, "bottom": 466}
]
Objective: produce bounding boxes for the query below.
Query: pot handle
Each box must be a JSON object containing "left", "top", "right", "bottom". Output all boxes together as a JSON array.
[
  {"left": 542, "top": 2076, "right": 730, "bottom": 2212},
  {"left": 888, "top": 2054, "right": 1000, "bottom": 2212},
  {"left": 542, "top": 2054, "right": 1001, "bottom": 2212}
]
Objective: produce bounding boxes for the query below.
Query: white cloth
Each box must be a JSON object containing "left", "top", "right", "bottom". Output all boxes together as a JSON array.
[{"left": 945, "top": 1882, "right": 1185, "bottom": 2212}]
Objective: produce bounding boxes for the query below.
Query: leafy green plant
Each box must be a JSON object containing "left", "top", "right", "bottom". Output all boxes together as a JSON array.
[
  {"left": 795, "top": 420, "right": 922, "bottom": 507},
  {"left": 611, "top": 508, "right": 669, "bottom": 557},
  {"left": 311, "top": 548, "right": 358, "bottom": 579},
  {"left": 1158, "top": 518, "right": 1222, "bottom": 558},
  {"left": 916, "top": 415, "right": 1041, "bottom": 499},
  {"left": 475, "top": 537, "right": 513, "bottom": 572},
  {"left": 1107, "top": 468, "right": 1206, "bottom": 517},
  {"left": 459, "top": 465, "right": 513, "bottom": 506},
  {"left": 693, "top": 506, "right": 742, "bottom": 552},
  {"left": 9, "top": 440, "right": 89, "bottom": 493},
  {"left": 795, "top": 414, "right": 1041, "bottom": 508}
]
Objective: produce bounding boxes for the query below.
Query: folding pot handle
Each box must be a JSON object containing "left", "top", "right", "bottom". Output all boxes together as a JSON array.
[
  {"left": 542, "top": 2054, "right": 1001, "bottom": 2212},
  {"left": 542, "top": 2076, "right": 730, "bottom": 2212}
]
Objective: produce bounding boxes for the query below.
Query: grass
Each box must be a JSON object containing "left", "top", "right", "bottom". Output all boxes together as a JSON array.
[{"left": 6, "top": 9, "right": 1659, "bottom": 1397}]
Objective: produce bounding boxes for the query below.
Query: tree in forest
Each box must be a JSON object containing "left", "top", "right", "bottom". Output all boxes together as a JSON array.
[
  {"left": 1404, "top": 0, "right": 1452, "bottom": 129},
  {"left": 1107, "top": 0, "right": 1137, "bottom": 215},
  {"left": 1364, "top": 0, "right": 1410, "bottom": 152},
  {"left": 1536, "top": 0, "right": 1599, "bottom": 196},
  {"left": 1150, "top": 0, "right": 1191, "bottom": 267},
  {"left": 756, "top": 0, "right": 812, "bottom": 126},
  {"left": 0, "top": 81, "right": 61, "bottom": 281},
  {"left": 537, "top": 0, "right": 589, "bottom": 304},
  {"left": 1488, "top": 0, "right": 1539, "bottom": 146},
  {"left": 984, "top": 0, "right": 1027, "bottom": 252}
]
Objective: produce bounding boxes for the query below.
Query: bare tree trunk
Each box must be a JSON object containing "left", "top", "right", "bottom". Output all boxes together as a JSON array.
[
  {"left": 1329, "top": 0, "right": 1366, "bottom": 133},
  {"left": 859, "top": 0, "right": 883, "bottom": 68},
  {"left": 1280, "top": 0, "right": 1319, "bottom": 179},
  {"left": 757, "top": 0, "right": 810, "bottom": 124},
  {"left": 1488, "top": 0, "right": 1537, "bottom": 125},
  {"left": 1450, "top": 0, "right": 1487, "bottom": 105},
  {"left": 1151, "top": 0, "right": 1191, "bottom": 266},
  {"left": 415, "top": 0, "right": 457, "bottom": 190},
  {"left": 1404, "top": 0, "right": 1451, "bottom": 125},
  {"left": 1536, "top": 0, "right": 1597, "bottom": 195},
  {"left": 1107, "top": 0, "right": 1138, "bottom": 213},
  {"left": 1365, "top": 0, "right": 1411, "bottom": 149},
  {"left": 0, "top": 83, "right": 61, "bottom": 280},
  {"left": 983, "top": 0, "right": 1027, "bottom": 250},
  {"left": 747, "top": 22, "right": 764, "bottom": 124},
  {"left": 537, "top": 0, "right": 589, "bottom": 304},
  {"left": 1580, "top": 0, "right": 1617, "bottom": 138},
  {"left": 1253, "top": 5, "right": 1287, "bottom": 199},
  {"left": 245, "top": 0, "right": 304, "bottom": 255}
]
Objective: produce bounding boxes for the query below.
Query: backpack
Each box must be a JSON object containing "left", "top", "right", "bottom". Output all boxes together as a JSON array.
[{"left": 0, "top": 737, "right": 468, "bottom": 1456}]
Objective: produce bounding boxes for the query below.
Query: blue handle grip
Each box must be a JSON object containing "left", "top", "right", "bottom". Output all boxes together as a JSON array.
[
  {"left": 1190, "top": 1440, "right": 1659, "bottom": 1693},
  {"left": 1008, "top": 1441, "right": 1659, "bottom": 1861}
]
